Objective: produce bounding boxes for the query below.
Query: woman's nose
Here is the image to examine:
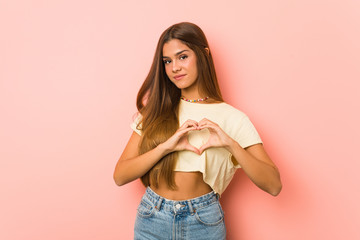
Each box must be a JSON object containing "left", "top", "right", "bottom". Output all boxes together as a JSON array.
[{"left": 172, "top": 61, "right": 181, "bottom": 72}]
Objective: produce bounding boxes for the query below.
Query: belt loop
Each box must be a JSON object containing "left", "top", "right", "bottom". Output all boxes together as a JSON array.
[
  {"left": 187, "top": 200, "right": 195, "bottom": 214},
  {"left": 155, "top": 197, "right": 163, "bottom": 211}
]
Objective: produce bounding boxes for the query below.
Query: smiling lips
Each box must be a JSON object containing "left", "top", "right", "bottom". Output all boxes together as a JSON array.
[{"left": 174, "top": 74, "right": 186, "bottom": 80}]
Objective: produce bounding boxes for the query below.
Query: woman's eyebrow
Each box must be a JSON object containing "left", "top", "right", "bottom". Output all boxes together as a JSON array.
[{"left": 162, "top": 50, "right": 189, "bottom": 58}]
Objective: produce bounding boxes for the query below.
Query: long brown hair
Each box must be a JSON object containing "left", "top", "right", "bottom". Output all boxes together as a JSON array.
[{"left": 136, "top": 22, "right": 223, "bottom": 189}]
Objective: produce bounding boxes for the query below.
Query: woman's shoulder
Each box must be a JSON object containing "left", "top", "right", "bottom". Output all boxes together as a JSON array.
[{"left": 132, "top": 112, "right": 142, "bottom": 122}]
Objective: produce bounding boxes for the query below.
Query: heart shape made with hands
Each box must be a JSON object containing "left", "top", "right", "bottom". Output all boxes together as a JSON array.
[
  {"left": 187, "top": 127, "right": 210, "bottom": 150},
  {"left": 182, "top": 118, "right": 221, "bottom": 154}
]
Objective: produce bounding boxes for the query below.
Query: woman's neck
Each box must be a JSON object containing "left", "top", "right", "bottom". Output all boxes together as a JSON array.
[{"left": 181, "top": 89, "right": 205, "bottom": 100}]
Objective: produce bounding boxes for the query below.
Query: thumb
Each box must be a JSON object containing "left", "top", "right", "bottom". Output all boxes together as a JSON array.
[
  {"left": 185, "top": 144, "right": 201, "bottom": 155},
  {"left": 199, "top": 142, "right": 211, "bottom": 155}
]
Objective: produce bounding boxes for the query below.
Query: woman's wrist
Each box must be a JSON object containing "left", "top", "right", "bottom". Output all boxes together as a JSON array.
[
  {"left": 156, "top": 142, "right": 173, "bottom": 156},
  {"left": 226, "top": 138, "right": 243, "bottom": 154}
]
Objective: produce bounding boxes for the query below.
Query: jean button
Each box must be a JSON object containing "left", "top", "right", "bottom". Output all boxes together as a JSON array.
[{"left": 176, "top": 204, "right": 181, "bottom": 209}]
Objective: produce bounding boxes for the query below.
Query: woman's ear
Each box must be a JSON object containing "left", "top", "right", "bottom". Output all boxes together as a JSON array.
[{"left": 204, "top": 47, "right": 210, "bottom": 55}]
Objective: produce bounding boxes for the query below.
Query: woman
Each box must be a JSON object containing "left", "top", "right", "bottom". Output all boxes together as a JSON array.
[{"left": 113, "top": 22, "right": 282, "bottom": 239}]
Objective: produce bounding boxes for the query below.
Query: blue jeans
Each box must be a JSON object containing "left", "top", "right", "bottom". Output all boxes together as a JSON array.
[{"left": 134, "top": 187, "right": 226, "bottom": 240}]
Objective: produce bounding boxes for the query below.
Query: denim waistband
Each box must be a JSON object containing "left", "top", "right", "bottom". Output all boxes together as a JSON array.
[{"left": 144, "top": 187, "right": 219, "bottom": 214}]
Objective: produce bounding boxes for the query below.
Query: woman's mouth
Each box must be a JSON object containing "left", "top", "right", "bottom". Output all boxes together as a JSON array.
[{"left": 174, "top": 74, "right": 186, "bottom": 80}]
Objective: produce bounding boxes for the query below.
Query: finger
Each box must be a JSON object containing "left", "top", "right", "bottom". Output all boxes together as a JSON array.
[
  {"left": 184, "top": 119, "right": 198, "bottom": 125},
  {"left": 198, "top": 123, "right": 218, "bottom": 131},
  {"left": 199, "top": 142, "right": 211, "bottom": 154},
  {"left": 198, "top": 119, "right": 218, "bottom": 128},
  {"left": 176, "top": 126, "right": 197, "bottom": 136},
  {"left": 198, "top": 118, "right": 216, "bottom": 125},
  {"left": 180, "top": 120, "right": 199, "bottom": 129},
  {"left": 185, "top": 144, "right": 201, "bottom": 155},
  {"left": 184, "top": 119, "right": 198, "bottom": 124},
  {"left": 175, "top": 126, "right": 200, "bottom": 140}
]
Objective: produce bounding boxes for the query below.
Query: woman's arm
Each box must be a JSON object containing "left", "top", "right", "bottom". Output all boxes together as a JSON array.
[
  {"left": 113, "top": 120, "right": 201, "bottom": 186},
  {"left": 113, "top": 132, "right": 168, "bottom": 186},
  {"left": 228, "top": 143, "right": 282, "bottom": 196},
  {"left": 198, "top": 118, "right": 282, "bottom": 196}
]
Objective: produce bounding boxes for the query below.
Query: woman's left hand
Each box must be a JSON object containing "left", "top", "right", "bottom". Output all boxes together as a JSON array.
[
  {"left": 197, "top": 118, "right": 282, "bottom": 196},
  {"left": 198, "top": 118, "right": 234, "bottom": 154}
]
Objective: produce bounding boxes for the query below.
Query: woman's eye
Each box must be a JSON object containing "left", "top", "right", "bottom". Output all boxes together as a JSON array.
[
  {"left": 180, "top": 55, "right": 188, "bottom": 60},
  {"left": 163, "top": 59, "right": 171, "bottom": 64}
]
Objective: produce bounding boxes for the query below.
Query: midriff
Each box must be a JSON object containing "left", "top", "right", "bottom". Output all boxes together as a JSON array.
[{"left": 150, "top": 171, "right": 212, "bottom": 200}]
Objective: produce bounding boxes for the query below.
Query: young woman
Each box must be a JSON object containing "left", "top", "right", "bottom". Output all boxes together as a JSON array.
[{"left": 113, "top": 22, "right": 282, "bottom": 239}]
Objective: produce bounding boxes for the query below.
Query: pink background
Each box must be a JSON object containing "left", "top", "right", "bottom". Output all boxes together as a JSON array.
[{"left": 1, "top": 0, "right": 359, "bottom": 239}]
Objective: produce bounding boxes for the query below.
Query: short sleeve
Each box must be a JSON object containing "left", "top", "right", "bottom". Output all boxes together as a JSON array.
[
  {"left": 130, "top": 113, "right": 142, "bottom": 135},
  {"left": 233, "top": 116, "right": 262, "bottom": 148}
]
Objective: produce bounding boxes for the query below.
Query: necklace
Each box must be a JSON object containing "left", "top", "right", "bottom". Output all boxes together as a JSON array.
[{"left": 180, "top": 96, "right": 209, "bottom": 103}]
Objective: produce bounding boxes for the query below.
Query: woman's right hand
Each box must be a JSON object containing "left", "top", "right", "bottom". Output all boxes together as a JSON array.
[
  {"left": 114, "top": 119, "right": 200, "bottom": 186},
  {"left": 160, "top": 119, "right": 201, "bottom": 155}
]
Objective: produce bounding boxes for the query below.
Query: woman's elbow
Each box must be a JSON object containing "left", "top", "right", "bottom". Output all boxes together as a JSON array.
[
  {"left": 113, "top": 177, "right": 122, "bottom": 186},
  {"left": 113, "top": 171, "right": 127, "bottom": 186},
  {"left": 268, "top": 181, "right": 282, "bottom": 196},
  {"left": 113, "top": 170, "right": 138, "bottom": 186},
  {"left": 267, "top": 168, "right": 282, "bottom": 196}
]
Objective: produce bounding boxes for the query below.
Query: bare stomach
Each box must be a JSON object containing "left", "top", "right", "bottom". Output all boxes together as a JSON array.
[{"left": 150, "top": 171, "right": 212, "bottom": 200}]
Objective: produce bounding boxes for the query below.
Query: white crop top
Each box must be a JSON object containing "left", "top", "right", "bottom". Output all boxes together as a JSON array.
[{"left": 131, "top": 99, "right": 263, "bottom": 195}]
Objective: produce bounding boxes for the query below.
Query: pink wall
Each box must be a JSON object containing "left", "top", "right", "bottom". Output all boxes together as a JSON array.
[{"left": 1, "top": 0, "right": 359, "bottom": 239}]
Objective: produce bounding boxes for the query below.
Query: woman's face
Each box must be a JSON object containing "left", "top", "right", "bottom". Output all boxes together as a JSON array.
[{"left": 162, "top": 39, "right": 199, "bottom": 95}]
